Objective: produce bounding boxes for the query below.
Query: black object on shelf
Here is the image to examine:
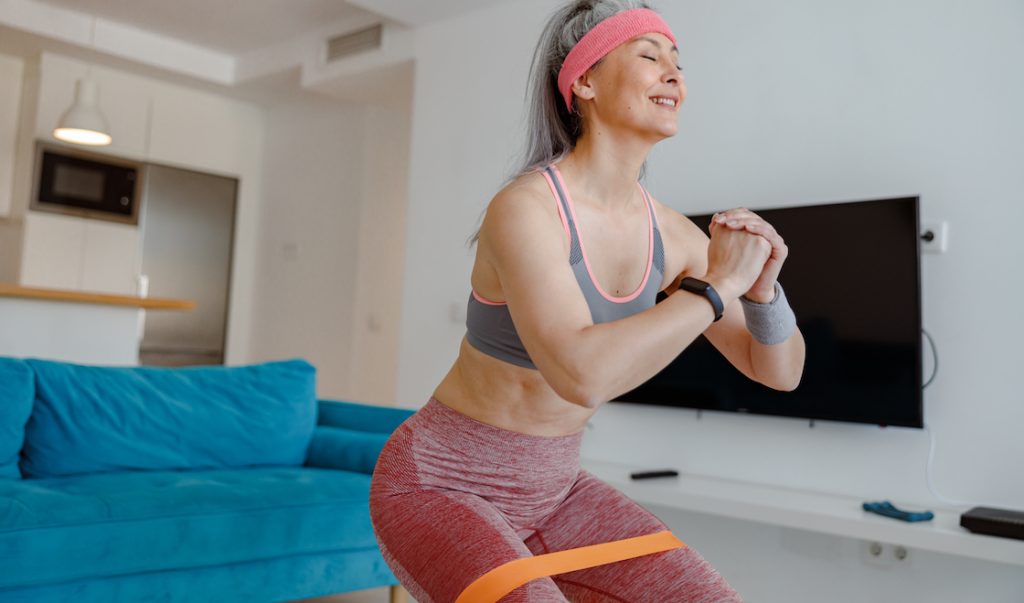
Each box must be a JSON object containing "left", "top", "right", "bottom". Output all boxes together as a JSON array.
[
  {"left": 960, "top": 506, "right": 1024, "bottom": 541},
  {"left": 630, "top": 469, "right": 680, "bottom": 480}
]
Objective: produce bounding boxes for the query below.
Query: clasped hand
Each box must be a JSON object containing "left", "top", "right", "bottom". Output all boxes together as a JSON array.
[{"left": 709, "top": 208, "right": 788, "bottom": 303}]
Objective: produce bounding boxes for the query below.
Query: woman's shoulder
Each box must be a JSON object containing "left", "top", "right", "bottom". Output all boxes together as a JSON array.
[
  {"left": 485, "top": 169, "right": 561, "bottom": 228},
  {"left": 477, "top": 170, "right": 566, "bottom": 260},
  {"left": 497, "top": 168, "right": 554, "bottom": 204}
]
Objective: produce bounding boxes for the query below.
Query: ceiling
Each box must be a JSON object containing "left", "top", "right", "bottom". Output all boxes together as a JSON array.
[
  {"left": 30, "top": 0, "right": 374, "bottom": 55},
  {"left": 2, "top": 0, "right": 510, "bottom": 107}
]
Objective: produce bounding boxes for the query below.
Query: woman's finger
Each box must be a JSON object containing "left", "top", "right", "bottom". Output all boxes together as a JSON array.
[
  {"left": 715, "top": 207, "right": 755, "bottom": 222},
  {"left": 743, "top": 220, "right": 779, "bottom": 239},
  {"left": 722, "top": 216, "right": 767, "bottom": 231},
  {"left": 713, "top": 210, "right": 741, "bottom": 225},
  {"left": 744, "top": 222, "right": 787, "bottom": 257},
  {"left": 717, "top": 210, "right": 762, "bottom": 227}
]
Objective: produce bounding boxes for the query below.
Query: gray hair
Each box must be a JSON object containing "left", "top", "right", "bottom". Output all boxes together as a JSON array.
[{"left": 469, "top": 0, "right": 655, "bottom": 246}]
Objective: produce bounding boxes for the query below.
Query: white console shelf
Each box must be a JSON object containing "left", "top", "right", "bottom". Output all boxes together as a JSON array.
[{"left": 581, "top": 458, "right": 1024, "bottom": 568}]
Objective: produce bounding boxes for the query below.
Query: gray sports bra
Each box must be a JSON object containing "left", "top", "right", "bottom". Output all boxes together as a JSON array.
[{"left": 465, "top": 163, "right": 666, "bottom": 369}]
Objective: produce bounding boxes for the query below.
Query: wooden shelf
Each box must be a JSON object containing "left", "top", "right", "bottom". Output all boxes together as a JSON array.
[
  {"left": 582, "top": 458, "right": 1024, "bottom": 567},
  {"left": 0, "top": 283, "right": 194, "bottom": 310}
]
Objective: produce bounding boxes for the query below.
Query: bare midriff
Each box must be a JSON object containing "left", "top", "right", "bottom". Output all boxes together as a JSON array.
[{"left": 432, "top": 337, "right": 596, "bottom": 437}]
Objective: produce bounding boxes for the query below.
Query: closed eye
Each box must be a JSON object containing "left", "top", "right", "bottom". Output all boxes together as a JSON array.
[{"left": 643, "top": 55, "right": 684, "bottom": 72}]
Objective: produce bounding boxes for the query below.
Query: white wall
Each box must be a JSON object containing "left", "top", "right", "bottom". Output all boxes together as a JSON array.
[
  {"left": 0, "top": 52, "right": 24, "bottom": 282},
  {"left": 347, "top": 104, "right": 411, "bottom": 406},
  {"left": 0, "top": 52, "right": 22, "bottom": 218},
  {"left": 395, "top": 0, "right": 1024, "bottom": 599},
  {"left": 396, "top": 0, "right": 544, "bottom": 408},
  {"left": 250, "top": 97, "right": 410, "bottom": 404},
  {"left": 248, "top": 95, "right": 364, "bottom": 397}
]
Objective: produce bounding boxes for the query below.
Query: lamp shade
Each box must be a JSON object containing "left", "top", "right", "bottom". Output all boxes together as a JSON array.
[{"left": 53, "top": 78, "right": 112, "bottom": 146}]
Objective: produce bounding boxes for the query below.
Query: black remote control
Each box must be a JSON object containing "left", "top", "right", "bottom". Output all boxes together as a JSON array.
[{"left": 630, "top": 469, "right": 679, "bottom": 480}]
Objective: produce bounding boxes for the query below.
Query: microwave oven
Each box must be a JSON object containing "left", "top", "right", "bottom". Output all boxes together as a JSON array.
[{"left": 31, "top": 142, "right": 143, "bottom": 225}]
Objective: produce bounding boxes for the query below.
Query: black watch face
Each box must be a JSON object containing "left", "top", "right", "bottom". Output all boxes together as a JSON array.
[{"left": 682, "top": 277, "right": 708, "bottom": 291}]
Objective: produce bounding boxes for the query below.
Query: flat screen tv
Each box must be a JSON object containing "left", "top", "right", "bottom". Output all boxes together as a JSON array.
[{"left": 615, "top": 196, "right": 924, "bottom": 428}]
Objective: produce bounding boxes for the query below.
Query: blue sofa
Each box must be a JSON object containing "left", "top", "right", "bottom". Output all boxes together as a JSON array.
[{"left": 0, "top": 356, "right": 415, "bottom": 602}]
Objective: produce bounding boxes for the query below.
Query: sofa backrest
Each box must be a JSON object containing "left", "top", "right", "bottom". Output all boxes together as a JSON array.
[
  {"left": 0, "top": 358, "right": 34, "bottom": 479},
  {"left": 18, "top": 358, "right": 318, "bottom": 479}
]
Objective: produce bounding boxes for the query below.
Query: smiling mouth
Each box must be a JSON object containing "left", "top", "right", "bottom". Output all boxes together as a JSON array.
[{"left": 650, "top": 96, "right": 678, "bottom": 109}]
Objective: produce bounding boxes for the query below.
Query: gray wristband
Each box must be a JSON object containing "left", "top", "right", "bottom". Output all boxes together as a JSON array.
[{"left": 739, "top": 282, "right": 796, "bottom": 345}]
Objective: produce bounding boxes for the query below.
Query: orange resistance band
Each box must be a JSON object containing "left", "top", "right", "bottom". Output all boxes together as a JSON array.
[{"left": 454, "top": 530, "right": 686, "bottom": 603}]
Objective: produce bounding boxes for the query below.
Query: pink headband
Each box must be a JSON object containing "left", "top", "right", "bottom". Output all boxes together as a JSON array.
[{"left": 557, "top": 8, "right": 677, "bottom": 112}]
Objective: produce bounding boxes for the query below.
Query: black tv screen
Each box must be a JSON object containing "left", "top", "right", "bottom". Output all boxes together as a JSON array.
[{"left": 614, "top": 196, "right": 924, "bottom": 428}]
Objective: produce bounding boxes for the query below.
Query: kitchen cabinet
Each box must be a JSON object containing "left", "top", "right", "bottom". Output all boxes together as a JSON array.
[
  {"left": 19, "top": 212, "right": 84, "bottom": 291},
  {"left": 15, "top": 52, "right": 255, "bottom": 297},
  {"left": 80, "top": 218, "right": 140, "bottom": 295},
  {"left": 10, "top": 51, "right": 262, "bottom": 365},
  {"left": 20, "top": 211, "right": 139, "bottom": 295}
]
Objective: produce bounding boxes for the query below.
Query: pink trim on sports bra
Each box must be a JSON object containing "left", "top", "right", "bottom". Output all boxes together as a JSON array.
[
  {"left": 551, "top": 164, "right": 654, "bottom": 304},
  {"left": 541, "top": 169, "right": 573, "bottom": 242},
  {"left": 472, "top": 289, "right": 506, "bottom": 306},
  {"left": 470, "top": 168, "right": 577, "bottom": 308}
]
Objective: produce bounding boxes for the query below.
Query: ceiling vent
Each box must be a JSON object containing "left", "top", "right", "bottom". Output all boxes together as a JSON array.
[{"left": 326, "top": 24, "right": 383, "bottom": 62}]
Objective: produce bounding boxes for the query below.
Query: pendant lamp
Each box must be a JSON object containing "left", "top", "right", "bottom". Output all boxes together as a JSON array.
[
  {"left": 53, "top": 17, "right": 112, "bottom": 146},
  {"left": 53, "top": 78, "right": 112, "bottom": 146}
]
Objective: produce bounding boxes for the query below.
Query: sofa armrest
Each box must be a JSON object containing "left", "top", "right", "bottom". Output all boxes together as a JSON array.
[
  {"left": 316, "top": 399, "right": 414, "bottom": 433},
  {"left": 305, "top": 400, "right": 415, "bottom": 474},
  {"left": 304, "top": 425, "right": 389, "bottom": 474}
]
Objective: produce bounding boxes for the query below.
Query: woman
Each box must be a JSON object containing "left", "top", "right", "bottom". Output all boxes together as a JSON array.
[{"left": 370, "top": 1, "right": 806, "bottom": 601}]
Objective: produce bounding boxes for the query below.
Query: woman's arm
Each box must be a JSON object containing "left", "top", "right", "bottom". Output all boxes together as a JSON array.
[
  {"left": 665, "top": 205, "right": 805, "bottom": 391},
  {"left": 481, "top": 185, "right": 750, "bottom": 408}
]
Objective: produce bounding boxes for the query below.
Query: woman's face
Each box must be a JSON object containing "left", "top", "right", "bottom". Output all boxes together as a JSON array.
[{"left": 576, "top": 32, "right": 686, "bottom": 140}]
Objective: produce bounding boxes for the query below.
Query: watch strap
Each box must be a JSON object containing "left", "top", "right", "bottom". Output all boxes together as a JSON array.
[{"left": 680, "top": 277, "right": 724, "bottom": 322}]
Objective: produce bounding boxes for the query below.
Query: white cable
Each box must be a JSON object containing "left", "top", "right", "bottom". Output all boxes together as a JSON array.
[
  {"left": 919, "top": 328, "right": 972, "bottom": 507},
  {"left": 922, "top": 328, "right": 938, "bottom": 388},
  {"left": 924, "top": 424, "right": 974, "bottom": 508}
]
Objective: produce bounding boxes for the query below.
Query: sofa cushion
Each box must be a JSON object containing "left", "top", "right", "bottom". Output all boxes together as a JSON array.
[
  {"left": 19, "top": 358, "right": 317, "bottom": 479},
  {"left": 0, "top": 466, "right": 378, "bottom": 590},
  {"left": 0, "top": 548, "right": 397, "bottom": 603},
  {"left": 0, "top": 358, "right": 34, "bottom": 480}
]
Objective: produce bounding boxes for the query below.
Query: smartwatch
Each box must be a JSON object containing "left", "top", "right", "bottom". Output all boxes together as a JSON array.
[{"left": 679, "top": 277, "right": 724, "bottom": 322}]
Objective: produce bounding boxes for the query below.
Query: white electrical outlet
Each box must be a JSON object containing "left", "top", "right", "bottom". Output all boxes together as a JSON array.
[
  {"left": 862, "top": 541, "right": 892, "bottom": 567},
  {"left": 921, "top": 221, "right": 949, "bottom": 254},
  {"left": 861, "top": 540, "right": 911, "bottom": 568}
]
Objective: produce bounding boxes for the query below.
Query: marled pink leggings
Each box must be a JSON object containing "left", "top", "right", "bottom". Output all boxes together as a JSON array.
[{"left": 369, "top": 397, "right": 742, "bottom": 602}]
